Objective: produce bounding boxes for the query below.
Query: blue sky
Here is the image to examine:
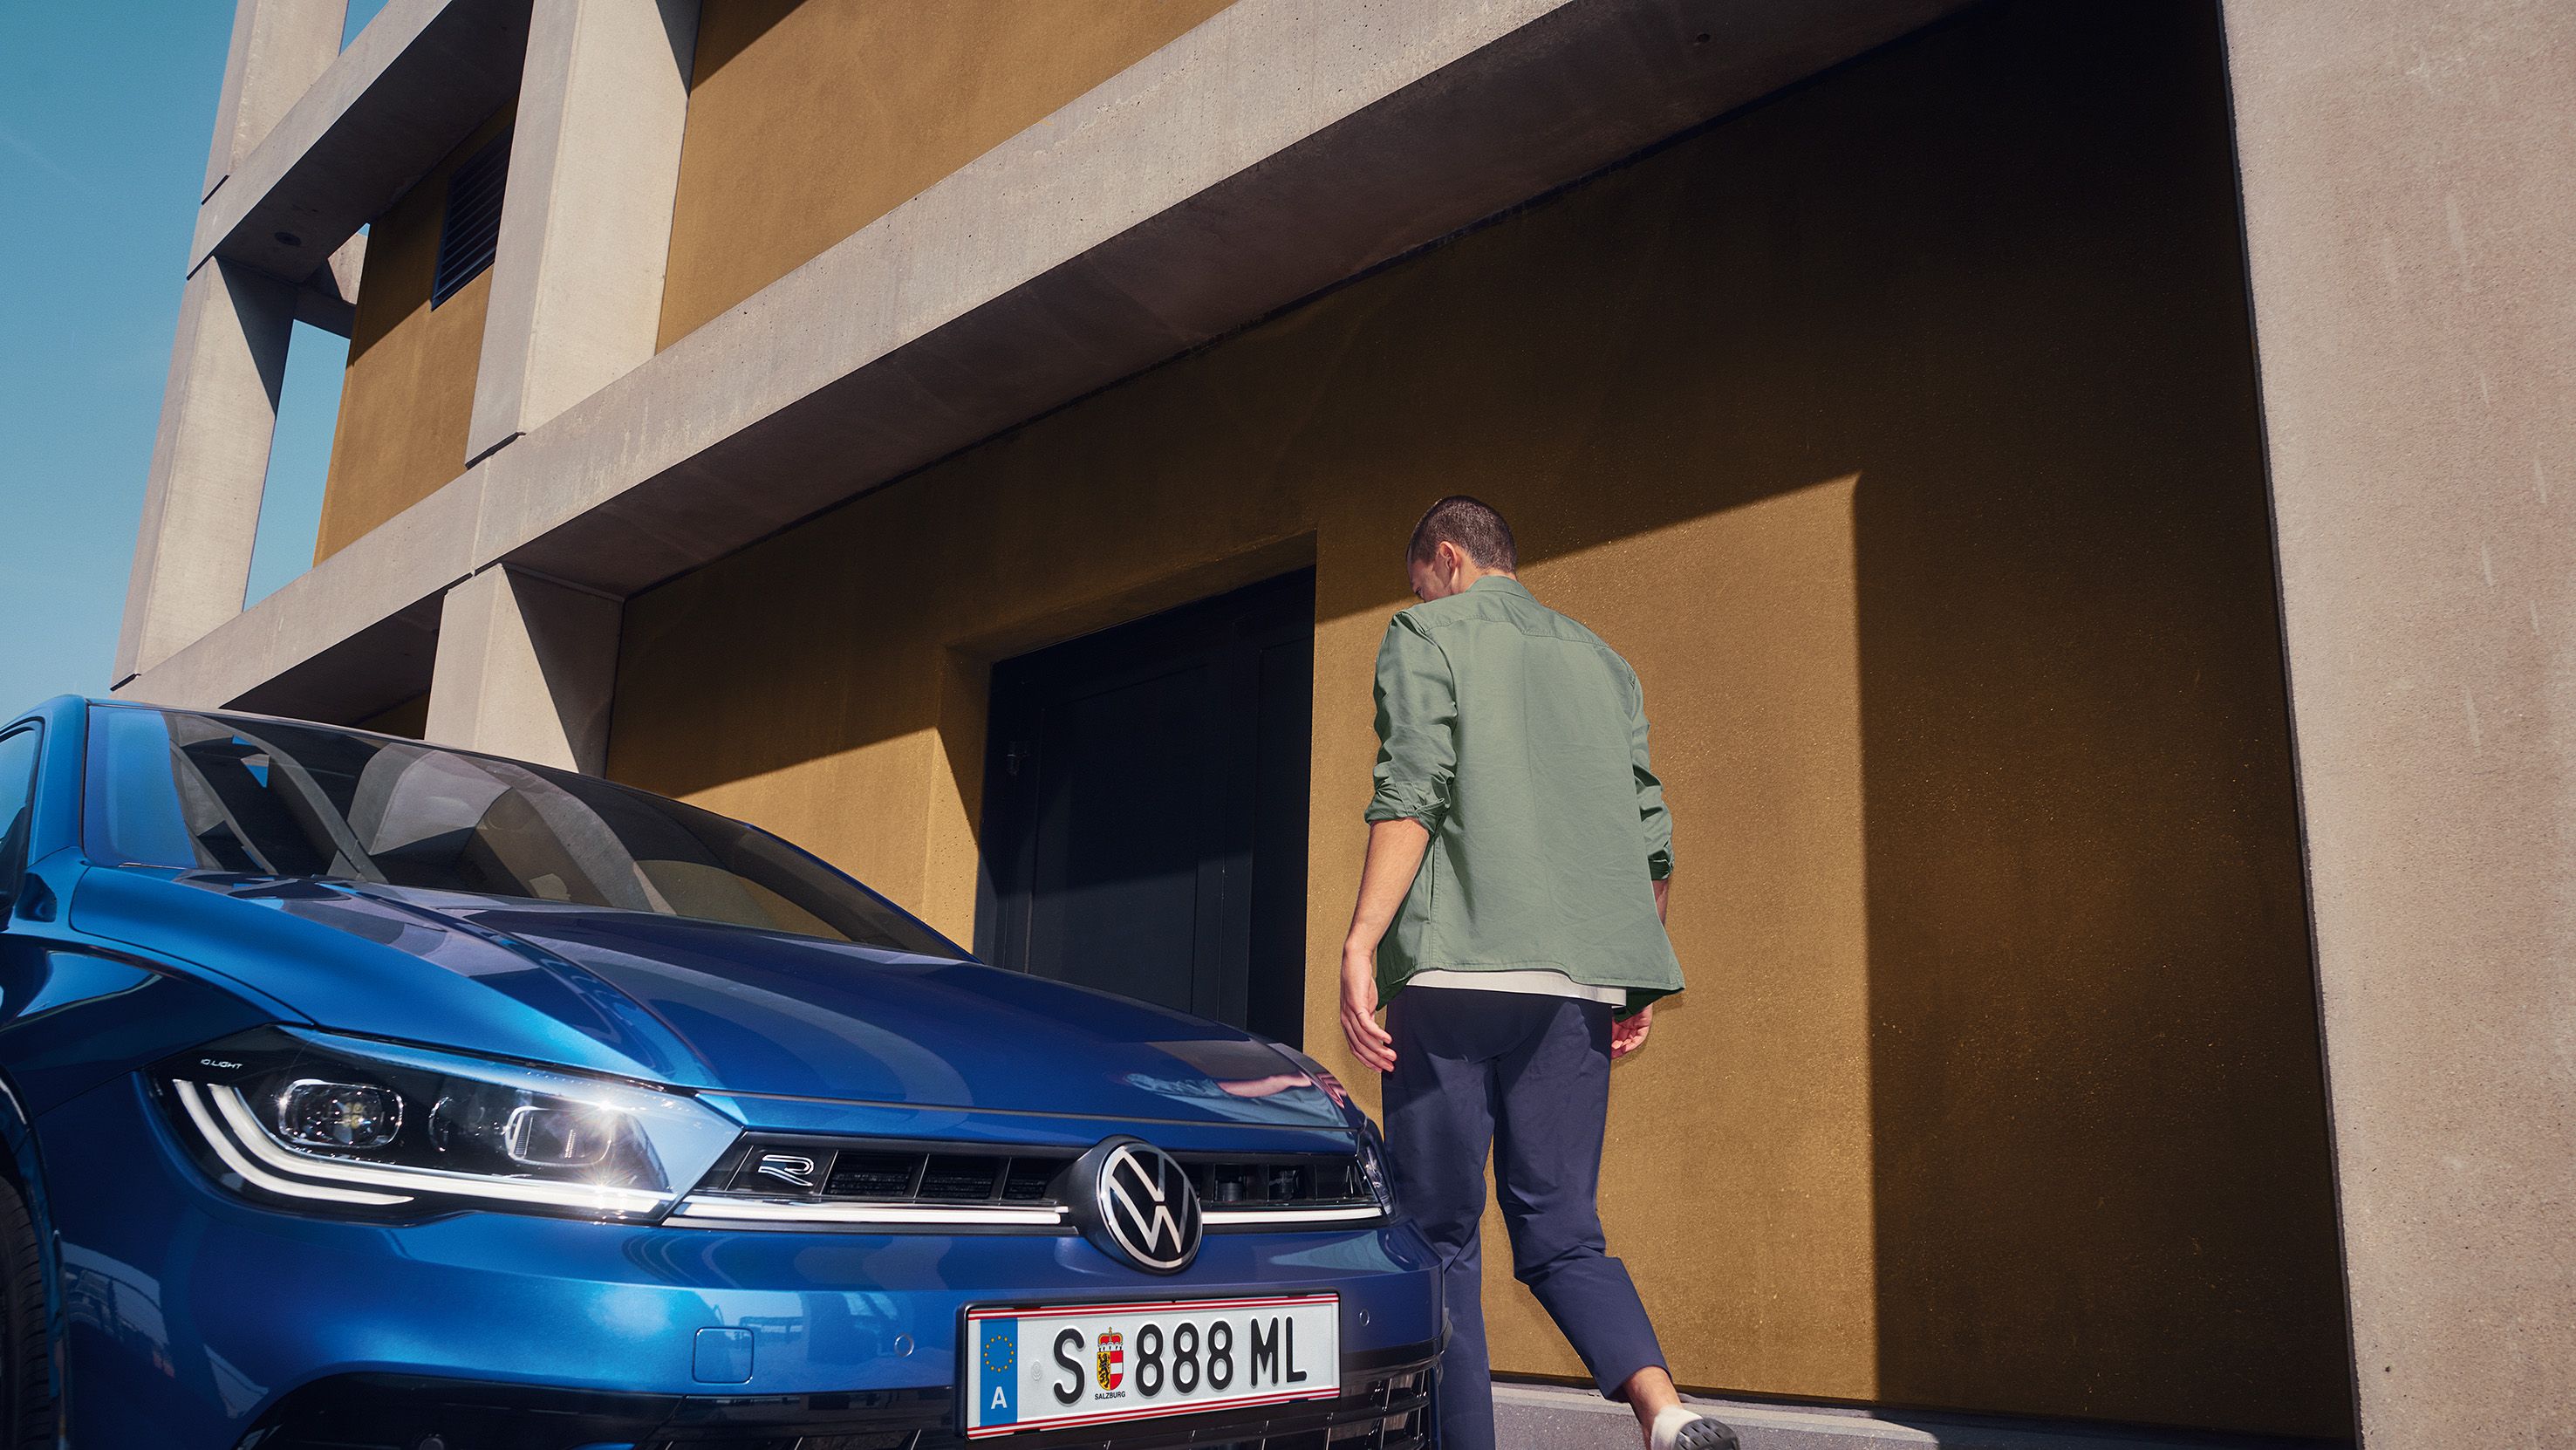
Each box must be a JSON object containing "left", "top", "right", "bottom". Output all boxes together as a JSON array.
[{"left": 0, "top": 0, "right": 392, "bottom": 709}]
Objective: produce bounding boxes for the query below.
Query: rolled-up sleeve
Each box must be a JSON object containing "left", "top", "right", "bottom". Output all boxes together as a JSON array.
[
  {"left": 1365, "top": 615, "right": 1457, "bottom": 834},
  {"left": 1623, "top": 660, "right": 1674, "bottom": 879}
]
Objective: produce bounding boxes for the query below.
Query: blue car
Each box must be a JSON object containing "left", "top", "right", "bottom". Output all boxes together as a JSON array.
[{"left": 0, "top": 696, "right": 1438, "bottom": 1448}]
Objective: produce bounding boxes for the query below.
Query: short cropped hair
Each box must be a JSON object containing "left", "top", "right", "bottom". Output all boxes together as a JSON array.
[{"left": 1407, "top": 496, "right": 1518, "bottom": 572}]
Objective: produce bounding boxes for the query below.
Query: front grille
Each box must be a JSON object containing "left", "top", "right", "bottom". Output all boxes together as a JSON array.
[
  {"left": 826, "top": 1151, "right": 923, "bottom": 1198},
  {"left": 1193, "top": 1156, "right": 1370, "bottom": 1207},
  {"left": 1002, "top": 1159, "right": 1058, "bottom": 1200},
  {"left": 695, "top": 1138, "right": 1374, "bottom": 1220},
  {"left": 728, "top": 1143, "right": 1071, "bottom": 1204},
  {"left": 918, "top": 1154, "right": 1006, "bottom": 1200}
]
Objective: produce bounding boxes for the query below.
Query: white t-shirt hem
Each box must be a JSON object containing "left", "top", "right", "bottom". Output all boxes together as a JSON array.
[{"left": 1404, "top": 968, "right": 1627, "bottom": 1007}]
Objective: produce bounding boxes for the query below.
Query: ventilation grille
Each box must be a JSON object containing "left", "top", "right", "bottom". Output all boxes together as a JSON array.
[
  {"left": 728, "top": 1145, "right": 1070, "bottom": 1203},
  {"left": 1190, "top": 1155, "right": 1369, "bottom": 1207},
  {"left": 703, "top": 1139, "right": 1372, "bottom": 1211},
  {"left": 431, "top": 127, "right": 511, "bottom": 306}
]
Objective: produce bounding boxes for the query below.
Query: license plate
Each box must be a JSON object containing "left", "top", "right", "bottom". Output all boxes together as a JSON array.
[{"left": 963, "top": 1292, "right": 1340, "bottom": 1439}]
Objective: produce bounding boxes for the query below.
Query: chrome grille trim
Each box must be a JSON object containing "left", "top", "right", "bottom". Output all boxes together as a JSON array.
[
  {"left": 662, "top": 1195, "right": 1390, "bottom": 1232},
  {"left": 1203, "top": 1203, "right": 1389, "bottom": 1228},
  {"left": 666, "top": 1196, "right": 1068, "bottom": 1228}
]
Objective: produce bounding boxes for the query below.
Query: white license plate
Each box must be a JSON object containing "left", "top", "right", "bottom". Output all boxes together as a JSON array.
[{"left": 963, "top": 1292, "right": 1340, "bottom": 1439}]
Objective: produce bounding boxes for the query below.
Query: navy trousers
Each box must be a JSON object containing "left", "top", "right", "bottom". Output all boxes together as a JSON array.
[{"left": 1382, "top": 987, "right": 1665, "bottom": 1450}]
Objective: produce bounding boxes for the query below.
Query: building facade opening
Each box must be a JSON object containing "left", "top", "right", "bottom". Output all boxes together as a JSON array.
[{"left": 975, "top": 571, "right": 1315, "bottom": 1046}]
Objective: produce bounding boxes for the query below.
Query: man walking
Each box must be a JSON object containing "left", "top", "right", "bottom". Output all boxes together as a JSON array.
[{"left": 1341, "top": 497, "right": 1734, "bottom": 1450}]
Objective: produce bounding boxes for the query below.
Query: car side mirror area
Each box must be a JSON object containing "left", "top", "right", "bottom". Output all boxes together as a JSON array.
[
  {"left": 3, "top": 872, "right": 54, "bottom": 925},
  {"left": 0, "top": 815, "right": 31, "bottom": 924}
]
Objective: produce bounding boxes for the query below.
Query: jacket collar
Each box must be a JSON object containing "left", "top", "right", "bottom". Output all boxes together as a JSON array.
[{"left": 1466, "top": 574, "right": 1534, "bottom": 600}]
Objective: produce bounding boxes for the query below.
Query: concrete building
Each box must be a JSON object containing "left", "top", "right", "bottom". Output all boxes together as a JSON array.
[{"left": 115, "top": 1, "right": 2573, "bottom": 1446}]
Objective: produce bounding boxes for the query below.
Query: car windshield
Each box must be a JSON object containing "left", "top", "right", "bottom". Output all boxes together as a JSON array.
[{"left": 83, "top": 705, "right": 955, "bottom": 955}]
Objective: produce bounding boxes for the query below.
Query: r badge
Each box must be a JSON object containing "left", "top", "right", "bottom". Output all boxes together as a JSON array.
[{"left": 753, "top": 1152, "right": 819, "bottom": 1189}]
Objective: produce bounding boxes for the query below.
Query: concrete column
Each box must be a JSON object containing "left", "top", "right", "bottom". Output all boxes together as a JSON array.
[
  {"left": 2220, "top": 2, "right": 2576, "bottom": 1445},
  {"left": 116, "top": 0, "right": 345, "bottom": 687},
  {"left": 113, "top": 260, "right": 300, "bottom": 685},
  {"left": 202, "top": 0, "right": 345, "bottom": 202},
  {"left": 425, "top": 566, "right": 622, "bottom": 773},
  {"left": 465, "top": 0, "right": 699, "bottom": 463}
]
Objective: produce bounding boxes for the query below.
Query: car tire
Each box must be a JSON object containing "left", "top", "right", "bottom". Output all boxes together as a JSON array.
[{"left": 0, "top": 1177, "right": 54, "bottom": 1449}]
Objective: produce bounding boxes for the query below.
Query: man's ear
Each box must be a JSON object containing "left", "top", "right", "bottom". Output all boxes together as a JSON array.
[{"left": 1437, "top": 539, "right": 1467, "bottom": 578}]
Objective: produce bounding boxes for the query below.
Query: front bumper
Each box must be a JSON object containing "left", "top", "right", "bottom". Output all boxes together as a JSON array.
[
  {"left": 43, "top": 1076, "right": 1440, "bottom": 1449},
  {"left": 239, "top": 1355, "right": 1432, "bottom": 1448}
]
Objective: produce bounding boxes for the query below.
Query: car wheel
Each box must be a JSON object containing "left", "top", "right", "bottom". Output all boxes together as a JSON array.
[{"left": 0, "top": 1178, "right": 54, "bottom": 1449}]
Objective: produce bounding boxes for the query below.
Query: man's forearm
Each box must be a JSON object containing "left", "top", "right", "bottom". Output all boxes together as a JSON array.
[
  {"left": 1345, "top": 818, "right": 1431, "bottom": 954},
  {"left": 1654, "top": 875, "right": 1670, "bottom": 924}
]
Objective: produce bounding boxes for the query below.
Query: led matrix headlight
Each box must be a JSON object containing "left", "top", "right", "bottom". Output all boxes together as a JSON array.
[
  {"left": 1268, "top": 1042, "right": 1398, "bottom": 1216},
  {"left": 1352, "top": 1120, "right": 1397, "bottom": 1214},
  {"left": 153, "top": 1028, "right": 740, "bottom": 1221}
]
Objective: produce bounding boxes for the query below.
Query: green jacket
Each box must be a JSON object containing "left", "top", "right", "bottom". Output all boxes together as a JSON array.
[{"left": 1364, "top": 576, "right": 1684, "bottom": 1011}]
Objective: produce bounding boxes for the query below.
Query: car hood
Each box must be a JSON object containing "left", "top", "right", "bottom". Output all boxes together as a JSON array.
[{"left": 72, "top": 869, "right": 1343, "bottom": 1131}]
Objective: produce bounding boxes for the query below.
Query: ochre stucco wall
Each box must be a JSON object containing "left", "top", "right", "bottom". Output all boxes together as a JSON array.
[
  {"left": 606, "top": 5, "right": 2347, "bottom": 1434},
  {"left": 314, "top": 108, "right": 511, "bottom": 561},
  {"left": 655, "top": 0, "right": 1234, "bottom": 347}
]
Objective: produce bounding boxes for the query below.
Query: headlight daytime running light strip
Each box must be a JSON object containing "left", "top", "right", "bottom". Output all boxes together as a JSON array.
[{"left": 202, "top": 1082, "right": 672, "bottom": 1215}]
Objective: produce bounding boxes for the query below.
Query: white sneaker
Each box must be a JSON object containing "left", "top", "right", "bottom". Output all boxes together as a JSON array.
[{"left": 1649, "top": 1406, "right": 1742, "bottom": 1450}]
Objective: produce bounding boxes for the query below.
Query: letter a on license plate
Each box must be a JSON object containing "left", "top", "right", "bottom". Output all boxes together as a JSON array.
[{"left": 963, "top": 1293, "right": 1340, "bottom": 1438}]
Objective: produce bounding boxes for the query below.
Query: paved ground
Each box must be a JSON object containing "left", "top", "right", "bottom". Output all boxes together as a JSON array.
[{"left": 1493, "top": 1385, "right": 2348, "bottom": 1450}]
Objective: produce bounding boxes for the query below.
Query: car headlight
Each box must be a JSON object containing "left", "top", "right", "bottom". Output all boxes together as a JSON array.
[
  {"left": 1352, "top": 1118, "right": 1397, "bottom": 1214},
  {"left": 1264, "top": 1041, "right": 1398, "bottom": 1215},
  {"left": 151, "top": 1027, "right": 739, "bottom": 1221}
]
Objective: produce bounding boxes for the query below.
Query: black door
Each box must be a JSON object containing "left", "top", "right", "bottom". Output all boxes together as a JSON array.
[{"left": 976, "top": 571, "right": 1314, "bottom": 1045}]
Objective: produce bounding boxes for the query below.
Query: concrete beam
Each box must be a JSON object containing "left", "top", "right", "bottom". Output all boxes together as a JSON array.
[
  {"left": 113, "top": 260, "right": 298, "bottom": 685},
  {"left": 119, "top": 0, "right": 1965, "bottom": 715},
  {"left": 292, "top": 231, "right": 366, "bottom": 336},
  {"left": 191, "top": 0, "right": 531, "bottom": 287},
  {"left": 2220, "top": 1, "right": 2576, "bottom": 1444},
  {"left": 423, "top": 565, "right": 621, "bottom": 772},
  {"left": 467, "top": 0, "right": 699, "bottom": 463},
  {"left": 202, "top": 0, "right": 345, "bottom": 202},
  {"left": 229, "top": 602, "right": 443, "bottom": 727},
  {"left": 478, "top": 0, "right": 1967, "bottom": 593},
  {"left": 115, "top": 468, "right": 484, "bottom": 715}
]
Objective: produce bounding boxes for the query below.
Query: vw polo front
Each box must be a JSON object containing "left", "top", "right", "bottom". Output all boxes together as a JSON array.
[{"left": 7, "top": 700, "right": 1442, "bottom": 1447}]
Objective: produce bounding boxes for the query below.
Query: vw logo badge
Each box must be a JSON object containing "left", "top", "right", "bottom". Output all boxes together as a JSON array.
[{"left": 1071, "top": 1137, "right": 1203, "bottom": 1274}]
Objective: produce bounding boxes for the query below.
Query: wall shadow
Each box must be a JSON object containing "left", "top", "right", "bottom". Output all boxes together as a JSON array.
[
  {"left": 685, "top": 0, "right": 802, "bottom": 88},
  {"left": 605, "top": 1, "right": 2350, "bottom": 1433},
  {"left": 1832, "top": 5, "right": 2349, "bottom": 1437}
]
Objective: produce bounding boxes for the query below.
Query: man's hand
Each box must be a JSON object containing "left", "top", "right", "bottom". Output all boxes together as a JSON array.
[
  {"left": 1340, "top": 819, "right": 1428, "bottom": 1075},
  {"left": 1340, "top": 944, "right": 1397, "bottom": 1073},
  {"left": 1610, "top": 1004, "right": 1653, "bottom": 1059}
]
